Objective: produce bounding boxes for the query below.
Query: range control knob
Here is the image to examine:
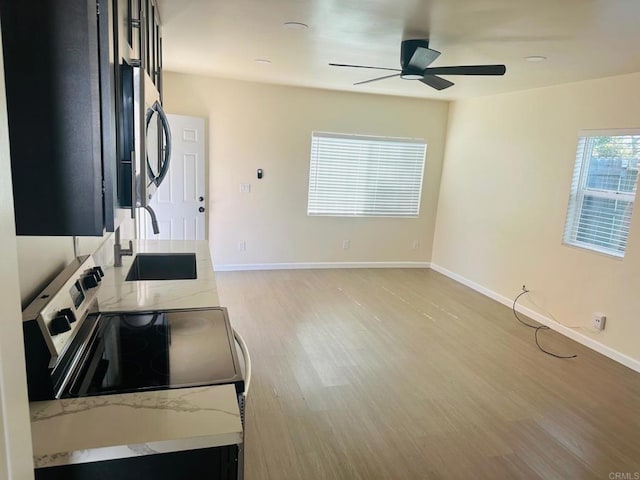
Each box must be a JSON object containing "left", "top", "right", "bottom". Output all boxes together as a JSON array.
[
  {"left": 92, "top": 266, "right": 104, "bottom": 278},
  {"left": 49, "top": 315, "right": 71, "bottom": 335},
  {"left": 59, "top": 307, "right": 76, "bottom": 323},
  {"left": 82, "top": 274, "right": 99, "bottom": 289}
]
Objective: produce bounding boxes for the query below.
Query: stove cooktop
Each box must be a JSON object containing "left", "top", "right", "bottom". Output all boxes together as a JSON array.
[
  {"left": 21, "top": 254, "right": 246, "bottom": 401},
  {"left": 66, "top": 307, "right": 244, "bottom": 397}
]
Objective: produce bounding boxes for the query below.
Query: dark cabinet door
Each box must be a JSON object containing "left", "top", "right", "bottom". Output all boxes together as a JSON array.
[
  {"left": 120, "top": 0, "right": 142, "bottom": 64},
  {"left": 0, "top": 0, "right": 117, "bottom": 235},
  {"left": 142, "top": 0, "right": 162, "bottom": 93},
  {"left": 99, "top": 0, "right": 119, "bottom": 232}
]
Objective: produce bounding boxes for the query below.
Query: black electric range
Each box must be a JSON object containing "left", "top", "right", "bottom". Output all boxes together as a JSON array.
[
  {"left": 23, "top": 255, "right": 248, "bottom": 480},
  {"left": 21, "top": 255, "right": 245, "bottom": 401},
  {"left": 65, "top": 307, "right": 244, "bottom": 398}
]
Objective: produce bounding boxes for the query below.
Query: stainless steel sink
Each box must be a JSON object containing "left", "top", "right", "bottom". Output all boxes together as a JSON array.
[{"left": 125, "top": 253, "right": 197, "bottom": 281}]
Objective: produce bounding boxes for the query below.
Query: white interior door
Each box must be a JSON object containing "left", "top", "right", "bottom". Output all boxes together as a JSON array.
[{"left": 145, "top": 114, "right": 206, "bottom": 240}]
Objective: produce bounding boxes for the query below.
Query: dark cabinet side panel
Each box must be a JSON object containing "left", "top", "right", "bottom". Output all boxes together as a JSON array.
[
  {"left": 98, "top": 0, "right": 118, "bottom": 232},
  {"left": 1, "top": 0, "right": 105, "bottom": 235}
]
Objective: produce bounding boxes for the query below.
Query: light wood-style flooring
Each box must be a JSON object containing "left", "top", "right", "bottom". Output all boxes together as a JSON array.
[{"left": 215, "top": 268, "right": 640, "bottom": 480}]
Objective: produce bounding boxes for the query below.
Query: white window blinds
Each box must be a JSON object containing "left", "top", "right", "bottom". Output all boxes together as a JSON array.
[
  {"left": 563, "top": 130, "right": 640, "bottom": 257},
  {"left": 307, "top": 132, "right": 427, "bottom": 217}
]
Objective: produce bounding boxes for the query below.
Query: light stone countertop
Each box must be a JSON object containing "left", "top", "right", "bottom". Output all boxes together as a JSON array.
[
  {"left": 30, "top": 385, "right": 243, "bottom": 468},
  {"left": 97, "top": 239, "right": 220, "bottom": 312},
  {"left": 30, "top": 239, "right": 242, "bottom": 469}
]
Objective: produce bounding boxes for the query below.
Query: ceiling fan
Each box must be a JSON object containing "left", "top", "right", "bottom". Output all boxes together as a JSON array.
[{"left": 329, "top": 39, "right": 506, "bottom": 91}]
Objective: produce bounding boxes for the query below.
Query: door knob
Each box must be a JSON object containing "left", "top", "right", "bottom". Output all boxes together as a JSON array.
[
  {"left": 198, "top": 196, "right": 204, "bottom": 202},
  {"left": 199, "top": 207, "right": 205, "bottom": 213}
]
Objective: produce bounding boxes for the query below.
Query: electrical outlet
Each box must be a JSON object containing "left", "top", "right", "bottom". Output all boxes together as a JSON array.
[
  {"left": 238, "top": 241, "right": 246, "bottom": 252},
  {"left": 342, "top": 240, "right": 350, "bottom": 250},
  {"left": 592, "top": 313, "right": 606, "bottom": 331},
  {"left": 240, "top": 183, "right": 251, "bottom": 193},
  {"left": 412, "top": 240, "right": 420, "bottom": 250}
]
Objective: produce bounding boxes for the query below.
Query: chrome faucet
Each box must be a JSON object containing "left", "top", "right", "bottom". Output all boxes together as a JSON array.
[
  {"left": 113, "top": 226, "right": 133, "bottom": 267},
  {"left": 142, "top": 205, "right": 160, "bottom": 235}
]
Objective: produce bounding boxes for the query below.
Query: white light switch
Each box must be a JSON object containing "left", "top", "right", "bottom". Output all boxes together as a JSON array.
[{"left": 240, "top": 183, "right": 251, "bottom": 193}]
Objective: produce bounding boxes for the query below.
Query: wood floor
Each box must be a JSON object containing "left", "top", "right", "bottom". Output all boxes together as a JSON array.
[{"left": 215, "top": 268, "right": 640, "bottom": 480}]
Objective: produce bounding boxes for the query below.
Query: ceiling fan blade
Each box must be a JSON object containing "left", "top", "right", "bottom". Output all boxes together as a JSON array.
[
  {"left": 408, "top": 46, "right": 441, "bottom": 71},
  {"left": 329, "top": 63, "right": 401, "bottom": 72},
  {"left": 423, "top": 64, "right": 506, "bottom": 76},
  {"left": 420, "top": 75, "right": 454, "bottom": 90},
  {"left": 354, "top": 73, "right": 401, "bottom": 86}
]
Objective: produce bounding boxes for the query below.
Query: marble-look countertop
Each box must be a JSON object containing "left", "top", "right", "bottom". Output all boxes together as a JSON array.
[
  {"left": 30, "top": 239, "right": 242, "bottom": 469},
  {"left": 97, "top": 239, "right": 220, "bottom": 312},
  {"left": 30, "top": 385, "right": 243, "bottom": 468}
]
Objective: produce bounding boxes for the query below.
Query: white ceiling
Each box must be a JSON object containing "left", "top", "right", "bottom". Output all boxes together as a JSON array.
[{"left": 157, "top": 0, "right": 640, "bottom": 100}]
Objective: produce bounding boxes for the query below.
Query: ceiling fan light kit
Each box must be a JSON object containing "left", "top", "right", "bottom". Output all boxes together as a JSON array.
[
  {"left": 329, "top": 38, "right": 506, "bottom": 90},
  {"left": 400, "top": 73, "right": 424, "bottom": 80}
]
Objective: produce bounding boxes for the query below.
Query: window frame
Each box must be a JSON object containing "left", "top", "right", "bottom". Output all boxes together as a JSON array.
[
  {"left": 306, "top": 131, "right": 428, "bottom": 218},
  {"left": 563, "top": 129, "right": 640, "bottom": 258}
]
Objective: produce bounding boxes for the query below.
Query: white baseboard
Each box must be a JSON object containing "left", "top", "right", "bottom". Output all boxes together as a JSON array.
[
  {"left": 430, "top": 263, "right": 640, "bottom": 374},
  {"left": 214, "top": 261, "right": 431, "bottom": 272}
]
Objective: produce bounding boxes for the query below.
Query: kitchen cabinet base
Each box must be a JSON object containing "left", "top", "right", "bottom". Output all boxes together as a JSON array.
[{"left": 35, "top": 445, "right": 238, "bottom": 480}]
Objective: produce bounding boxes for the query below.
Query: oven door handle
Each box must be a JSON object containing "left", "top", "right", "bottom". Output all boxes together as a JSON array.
[{"left": 232, "top": 328, "right": 251, "bottom": 396}]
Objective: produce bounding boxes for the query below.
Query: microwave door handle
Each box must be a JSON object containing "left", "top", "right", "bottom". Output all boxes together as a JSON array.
[
  {"left": 155, "top": 102, "right": 172, "bottom": 186},
  {"left": 145, "top": 102, "right": 159, "bottom": 184}
]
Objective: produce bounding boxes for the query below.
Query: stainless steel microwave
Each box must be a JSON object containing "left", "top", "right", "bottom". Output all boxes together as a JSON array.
[{"left": 117, "top": 65, "right": 171, "bottom": 211}]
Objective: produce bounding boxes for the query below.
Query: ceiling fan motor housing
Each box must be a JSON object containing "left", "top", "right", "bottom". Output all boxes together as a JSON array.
[
  {"left": 400, "top": 39, "right": 438, "bottom": 78},
  {"left": 400, "top": 39, "right": 429, "bottom": 67}
]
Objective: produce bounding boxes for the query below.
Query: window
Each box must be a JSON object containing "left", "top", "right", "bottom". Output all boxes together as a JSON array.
[
  {"left": 307, "top": 132, "right": 427, "bottom": 217},
  {"left": 563, "top": 130, "right": 640, "bottom": 257}
]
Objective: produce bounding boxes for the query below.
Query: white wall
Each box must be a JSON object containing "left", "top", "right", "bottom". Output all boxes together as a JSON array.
[
  {"left": 163, "top": 73, "right": 450, "bottom": 268},
  {"left": 16, "top": 238, "right": 75, "bottom": 307},
  {"left": 0, "top": 25, "right": 34, "bottom": 479},
  {"left": 15, "top": 228, "right": 135, "bottom": 307},
  {"left": 16, "top": 208, "right": 134, "bottom": 308},
  {"left": 433, "top": 72, "right": 640, "bottom": 363}
]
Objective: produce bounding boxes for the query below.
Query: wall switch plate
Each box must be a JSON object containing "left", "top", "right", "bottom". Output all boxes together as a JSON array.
[
  {"left": 238, "top": 241, "right": 246, "bottom": 252},
  {"left": 412, "top": 240, "right": 420, "bottom": 250},
  {"left": 342, "top": 240, "right": 350, "bottom": 250},
  {"left": 592, "top": 313, "right": 606, "bottom": 331},
  {"left": 240, "top": 183, "right": 251, "bottom": 193}
]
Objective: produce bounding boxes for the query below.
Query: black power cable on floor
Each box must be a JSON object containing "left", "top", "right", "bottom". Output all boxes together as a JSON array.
[{"left": 513, "top": 288, "right": 577, "bottom": 359}]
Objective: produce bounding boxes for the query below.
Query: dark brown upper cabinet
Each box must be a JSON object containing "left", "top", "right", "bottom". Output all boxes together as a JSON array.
[
  {"left": 144, "top": 0, "right": 163, "bottom": 96},
  {"left": 0, "top": 0, "right": 118, "bottom": 236}
]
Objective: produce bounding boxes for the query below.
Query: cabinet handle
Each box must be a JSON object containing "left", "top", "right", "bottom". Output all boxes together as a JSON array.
[
  {"left": 198, "top": 196, "right": 204, "bottom": 202},
  {"left": 198, "top": 207, "right": 205, "bottom": 213}
]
